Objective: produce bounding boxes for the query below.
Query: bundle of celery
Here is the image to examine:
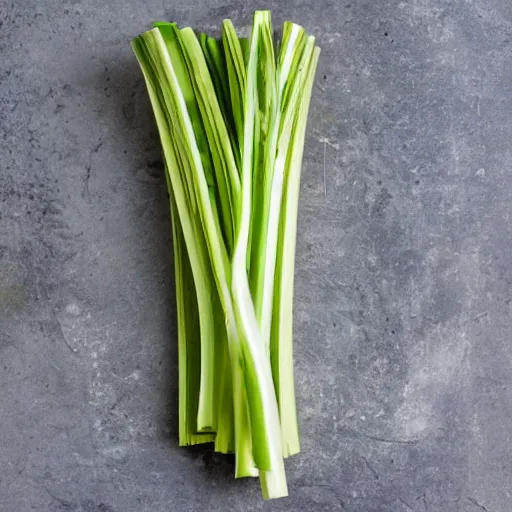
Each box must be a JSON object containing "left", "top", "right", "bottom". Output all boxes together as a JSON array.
[{"left": 132, "top": 11, "right": 319, "bottom": 499}]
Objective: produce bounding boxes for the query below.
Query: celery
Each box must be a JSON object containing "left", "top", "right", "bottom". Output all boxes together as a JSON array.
[
  {"left": 272, "top": 41, "right": 321, "bottom": 458},
  {"left": 170, "top": 186, "right": 215, "bottom": 445},
  {"left": 131, "top": 10, "right": 319, "bottom": 499}
]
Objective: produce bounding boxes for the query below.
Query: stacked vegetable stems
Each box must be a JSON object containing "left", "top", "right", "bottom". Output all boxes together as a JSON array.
[{"left": 132, "top": 10, "right": 319, "bottom": 499}]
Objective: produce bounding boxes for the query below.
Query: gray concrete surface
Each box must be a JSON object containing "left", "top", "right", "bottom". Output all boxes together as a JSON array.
[{"left": 1, "top": 0, "right": 512, "bottom": 510}]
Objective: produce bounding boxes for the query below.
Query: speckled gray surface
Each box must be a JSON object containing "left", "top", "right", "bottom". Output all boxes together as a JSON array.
[{"left": 2, "top": 0, "right": 512, "bottom": 510}]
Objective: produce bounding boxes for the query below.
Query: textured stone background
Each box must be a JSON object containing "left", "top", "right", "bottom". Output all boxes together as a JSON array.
[{"left": 2, "top": 0, "right": 512, "bottom": 510}]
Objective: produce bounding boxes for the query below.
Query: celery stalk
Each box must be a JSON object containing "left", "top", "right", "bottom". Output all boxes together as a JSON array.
[
  {"left": 170, "top": 187, "right": 215, "bottom": 445},
  {"left": 132, "top": 34, "right": 218, "bottom": 433},
  {"left": 179, "top": 27, "right": 240, "bottom": 252},
  {"left": 231, "top": 11, "right": 288, "bottom": 498},
  {"left": 222, "top": 19, "right": 246, "bottom": 154},
  {"left": 271, "top": 41, "right": 320, "bottom": 457},
  {"left": 250, "top": 22, "right": 308, "bottom": 352}
]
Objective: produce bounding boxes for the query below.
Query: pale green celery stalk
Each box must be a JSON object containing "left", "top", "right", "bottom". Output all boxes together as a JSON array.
[
  {"left": 148, "top": 24, "right": 224, "bottom": 433},
  {"left": 132, "top": 34, "right": 219, "bottom": 434},
  {"left": 256, "top": 29, "right": 317, "bottom": 457},
  {"left": 169, "top": 182, "right": 215, "bottom": 446},
  {"left": 250, "top": 21, "right": 309, "bottom": 352},
  {"left": 199, "top": 34, "right": 238, "bottom": 159},
  {"left": 248, "top": 12, "right": 277, "bottom": 330},
  {"left": 259, "top": 20, "right": 307, "bottom": 319},
  {"left": 137, "top": 28, "right": 257, "bottom": 478},
  {"left": 199, "top": 34, "right": 243, "bottom": 458},
  {"left": 231, "top": 11, "right": 287, "bottom": 499},
  {"left": 153, "top": 23, "right": 216, "bottom": 207},
  {"left": 239, "top": 38, "right": 249, "bottom": 66},
  {"left": 271, "top": 39, "right": 320, "bottom": 458},
  {"left": 257, "top": 28, "right": 313, "bottom": 349},
  {"left": 178, "top": 27, "right": 240, "bottom": 253},
  {"left": 221, "top": 22, "right": 253, "bottom": 270},
  {"left": 199, "top": 35, "right": 232, "bottom": 119},
  {"left": 153, "top": 23, "right": 229, "bottom": 264},
  {"left": 213, "top": 326, "right": 234, "bottom": 453},
  {"left": 211, "top": 256, "right": 234, "bottom": 454},
  {"left": 278, "top": 22, "right": 308, "bottom": 113},
  {"left": 221, "top": 20, "right": 246, "bottom": 154}
]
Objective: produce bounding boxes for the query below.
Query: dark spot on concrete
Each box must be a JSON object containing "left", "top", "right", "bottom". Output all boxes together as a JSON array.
[{"left": 371, "top": 187, "right": 393, "bottom": 219}]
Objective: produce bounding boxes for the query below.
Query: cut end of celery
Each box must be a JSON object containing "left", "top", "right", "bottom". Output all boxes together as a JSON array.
[{"left": 260, "top": 470, "right": 289, "bottom": 500}]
